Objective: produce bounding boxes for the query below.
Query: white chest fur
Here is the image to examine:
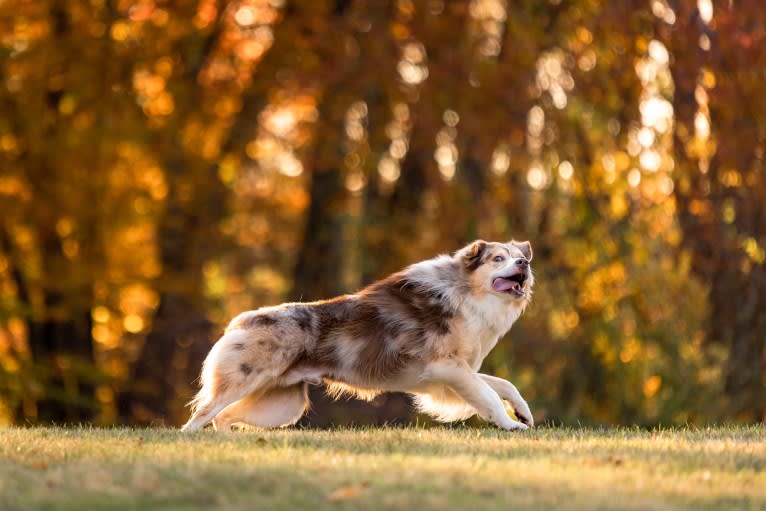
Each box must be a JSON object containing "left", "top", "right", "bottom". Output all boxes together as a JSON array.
[{"left": 459, "top": 295, "right": 522, "bottom": 370}]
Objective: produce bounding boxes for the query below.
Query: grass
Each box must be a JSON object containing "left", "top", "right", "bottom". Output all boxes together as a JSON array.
[{"left": 1, "top": 425, "right": 764, "bottom": 510}]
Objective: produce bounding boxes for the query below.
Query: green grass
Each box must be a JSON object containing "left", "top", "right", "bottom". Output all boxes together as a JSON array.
[{"left": 1, "top": 425, "right": 764, "bottom": 510}]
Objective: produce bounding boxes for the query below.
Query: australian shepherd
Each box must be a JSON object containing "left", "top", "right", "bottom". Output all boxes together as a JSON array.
[{"left": 182, "top": 239, "right": 535, "bottom": 432}]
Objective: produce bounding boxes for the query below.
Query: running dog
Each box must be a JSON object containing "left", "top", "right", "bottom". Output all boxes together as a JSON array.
[{"left": 182, "top": 239, "right": 535, "bottom": 431}]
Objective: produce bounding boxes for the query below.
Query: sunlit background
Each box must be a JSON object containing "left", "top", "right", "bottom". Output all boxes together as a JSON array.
[{"left": 0, "top": 0, "right": 763, "bottom": 426}]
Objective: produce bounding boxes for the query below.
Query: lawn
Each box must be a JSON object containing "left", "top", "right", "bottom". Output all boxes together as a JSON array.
[{"left": 1, "top": 425, "right": 764, "bottom": 510}]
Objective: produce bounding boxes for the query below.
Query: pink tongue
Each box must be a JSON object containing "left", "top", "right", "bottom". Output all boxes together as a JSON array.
[{"left": 492, "top": 278, "right": 520, "bottom": 292}]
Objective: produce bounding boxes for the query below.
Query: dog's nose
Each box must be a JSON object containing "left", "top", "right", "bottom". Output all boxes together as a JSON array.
[{"left": 515, "top": 258, "right": 529, "bottom": 267}]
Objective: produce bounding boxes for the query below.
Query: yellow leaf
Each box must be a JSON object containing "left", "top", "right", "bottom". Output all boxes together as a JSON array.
[{"left": 643, "top": 375, "right": 662, "bottom": 398}]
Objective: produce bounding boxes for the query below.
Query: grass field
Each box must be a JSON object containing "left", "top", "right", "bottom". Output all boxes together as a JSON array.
[{"left": 1, "top": 425, "right": 764, "bottom": 510}]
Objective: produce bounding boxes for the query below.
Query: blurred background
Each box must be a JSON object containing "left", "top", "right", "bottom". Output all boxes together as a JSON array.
[{"left": 0, "top": 0, "right": 763, "bottom": 427}]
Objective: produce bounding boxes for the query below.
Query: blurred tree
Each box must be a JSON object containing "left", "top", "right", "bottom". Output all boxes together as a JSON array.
[
  {"left": 290, "top": 87, "right": 350, "bottom": 301},
  {"left": 0, "top": 0, "right": 762, "bottom": 426},
  {"left": 118, "top": 0, "right": 292, "bottom": 423},
  {"left": 664, "top": 0, "right": 766, "bottom": 422},
  {"left": 117, "top": 0, "right": 223, "bottom": 424},
  {"left": 0, "top": 0, "right": 129, "bottom": 421}
]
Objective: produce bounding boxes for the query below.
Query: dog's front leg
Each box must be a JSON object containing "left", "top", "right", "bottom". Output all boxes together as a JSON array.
[
  {"left": 426, "top": 360, "right": 528, "bottom": 431},
  {"left": 478, "top": 374, "right": 533, "bottom": 427}
]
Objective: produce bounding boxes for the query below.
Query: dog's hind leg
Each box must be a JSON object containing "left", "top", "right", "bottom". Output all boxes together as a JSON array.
[
  {"left": 181, "top": 329, "right": 299, "bottom": 432},
  {"left": 181, "top": 371, "right": 273, "bottom": 432},
  {"left": 212, "top": 383, "right": 309, "bottom": 430}
]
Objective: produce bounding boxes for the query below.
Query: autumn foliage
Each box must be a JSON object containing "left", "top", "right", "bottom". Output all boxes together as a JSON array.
[{"left": 0, "top": 0, "right": 763, "bottom": 426}]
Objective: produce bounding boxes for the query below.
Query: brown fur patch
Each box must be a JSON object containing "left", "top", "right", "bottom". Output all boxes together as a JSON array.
[
  {"left": 255, "top": 315, "right": 278, "bottom": 326},
  {"left": 291, "top": 306, "right": 315, "bottom": 332},
  {"left": 347, "top": 301, "right": 413, "bottom": 380},
  {"left": 462, "top": 240, "right": 488, "bottom": 272},
  {"left": 375, "top": 276, "right": 452, "bottom": 336},
  {"left": 294, "top": 281, "right": 455, "bottom": 383},
  {"left": 229, "top": 312, "right": 279, "bottom": 331}
]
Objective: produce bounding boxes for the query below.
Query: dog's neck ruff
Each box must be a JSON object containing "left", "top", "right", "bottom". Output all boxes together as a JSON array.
[
  {"left": 463, "top": 294, "right": 521, "bottom": 337},
  {"left": 400, "top": 253, "right": 525, "bottom": 335},
  {"left": 399, "top": 255, "right": 465, "bottom": 312}
]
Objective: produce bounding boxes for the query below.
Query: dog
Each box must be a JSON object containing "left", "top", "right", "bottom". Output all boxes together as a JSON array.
[{"left": 181, "top": 239, "right": 535, "bottom": 432}]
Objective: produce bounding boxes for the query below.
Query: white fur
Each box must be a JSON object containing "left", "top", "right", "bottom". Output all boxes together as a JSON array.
[
  {"left": 213, "top": 384, "right": 308, "bottom": 430},
  {"left": 421, "top": 360, "right": 528, "bottom": 430}
]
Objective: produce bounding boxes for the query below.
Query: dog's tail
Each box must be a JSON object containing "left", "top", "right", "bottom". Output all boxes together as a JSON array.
[
  {"left": 185, "top": 382, "right": 209, "bottom": 423},
  {"left": 182, "top": 336, "right": 227, "bottom": 431}
]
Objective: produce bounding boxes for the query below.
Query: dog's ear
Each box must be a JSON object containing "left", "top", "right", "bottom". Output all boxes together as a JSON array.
[
  {"left": 460, "top": 240, "right": 488, "bottom": 271},
  {"left": 510, "top": 240, "right": 533, "bottom": 261}
]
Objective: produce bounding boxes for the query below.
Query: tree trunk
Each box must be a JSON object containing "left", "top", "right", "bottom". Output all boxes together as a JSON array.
[
  {"left": 27, "top": 305, "right": 95, "bottom": 422},
  {"left": 289, "top": 0, "right": 367, "bottom": 301},
  {"left": 120, "top": 293, "right": 213, "bottom": 425},
  {"left": 117, "top": 157, "right": 221, "bottom": 425},
  {"left": 291, "top": 163, "right": 348, "bottom": 301},
  {"left": 26, "top": 229, "right": 97, "bottom": 423},
  {"left": 666, "top": 4, "right": 766, "bottom": 422}
]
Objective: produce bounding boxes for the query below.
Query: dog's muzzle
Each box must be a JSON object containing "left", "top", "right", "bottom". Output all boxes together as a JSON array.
[{"left": 492, "top": 270, "right": 528, "bottom": 297}]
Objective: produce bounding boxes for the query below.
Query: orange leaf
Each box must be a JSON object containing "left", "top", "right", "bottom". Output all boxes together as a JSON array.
[{"left": 326, "top": 482, "right": 369, "bottom": 502}]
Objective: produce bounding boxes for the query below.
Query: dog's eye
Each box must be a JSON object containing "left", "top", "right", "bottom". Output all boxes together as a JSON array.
[{"left": 492, "top": 255, "right": 505, "bottom": 262}]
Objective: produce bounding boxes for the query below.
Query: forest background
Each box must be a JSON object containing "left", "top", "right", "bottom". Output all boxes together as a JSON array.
[{"left": 0, "top": 0, "right": 763, "bottom": 427}]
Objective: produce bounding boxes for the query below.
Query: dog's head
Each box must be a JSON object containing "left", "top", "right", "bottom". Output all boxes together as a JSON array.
[{"left": 458, "top": 239, "right": 534, "bottom": 301}]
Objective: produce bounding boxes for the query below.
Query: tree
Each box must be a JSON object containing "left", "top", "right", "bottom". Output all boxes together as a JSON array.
[{"left": 665, "top": 0, "right": 766, "bottom": 421}]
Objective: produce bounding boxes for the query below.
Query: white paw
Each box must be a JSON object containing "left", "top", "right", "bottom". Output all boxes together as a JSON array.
[
  {"left": 512, "top": 403, "right": 534, "bottom": 428},
  {"left": 493, "top": 414, "right": 528, "bottom": 431},
  {"left": 504, "top": 419, "right": 529, "bottom": 431}
]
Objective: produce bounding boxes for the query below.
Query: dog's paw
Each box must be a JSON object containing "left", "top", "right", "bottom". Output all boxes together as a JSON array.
[
  {"left": 505, "top": 419, "right": 529, "bottom": 431},
  {"left": 513, "top": 406, "right": 534, "bottom": 428}
]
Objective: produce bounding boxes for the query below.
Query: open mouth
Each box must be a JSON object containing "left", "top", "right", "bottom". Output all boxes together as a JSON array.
[{"left": 492, "top": 272, "right": 527, "bottom": 297}]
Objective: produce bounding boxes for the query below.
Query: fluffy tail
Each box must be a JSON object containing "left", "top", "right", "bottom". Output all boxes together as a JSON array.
[
  {"left": 184, "top": 334, "right": 224, "bottom": 422},
  {"left": 181, "top": 331, "right": 248, "bottom": 431}
]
